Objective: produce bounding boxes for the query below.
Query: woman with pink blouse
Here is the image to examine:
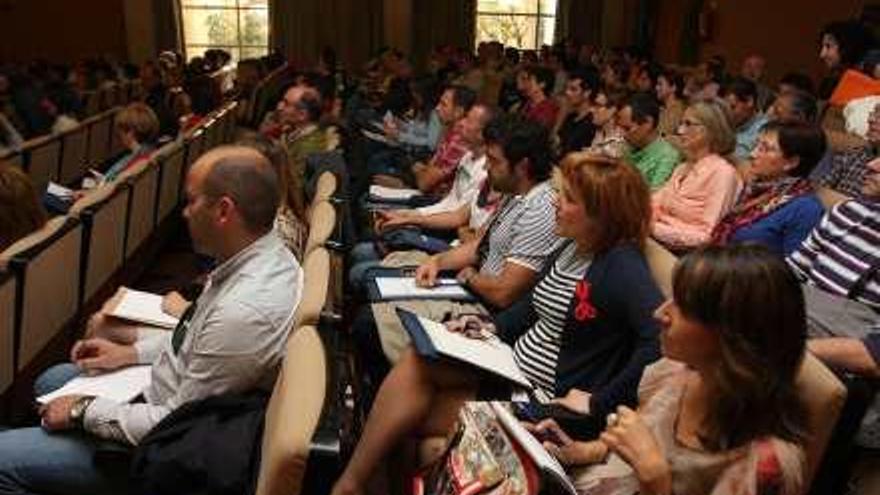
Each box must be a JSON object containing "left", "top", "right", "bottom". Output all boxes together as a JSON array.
[{"left": 652, "top": 100, "right": 742, "bottom": 251}]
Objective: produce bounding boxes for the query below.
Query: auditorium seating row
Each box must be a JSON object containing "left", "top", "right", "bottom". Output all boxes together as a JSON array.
[
  {"left": 2, "top": 104, "right": 129, "bottom": 195},
  {"left": 81, "top": 79, "right": 144, "bottom": 118},
  {"left": 0, "top": 101, "right": 239, "bottom": 403}
]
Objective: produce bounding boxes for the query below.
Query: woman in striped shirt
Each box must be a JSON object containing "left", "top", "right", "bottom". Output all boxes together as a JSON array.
[{"left": 332, "top": 153, "right": 663, "bottom": 495}]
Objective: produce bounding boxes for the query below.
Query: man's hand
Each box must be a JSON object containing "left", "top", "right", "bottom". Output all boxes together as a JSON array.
[
  {"left": 70, "top": 338, "right": 137, "bottom": 374},
  {"left": 376, "top": 210, "right": 414, "bottom": 233},
  {"left": 40, "top": 395, "right": 84, "bottom": 432},
  {"left": 414, "top": 257, "right": 440, "bottom": 287}
]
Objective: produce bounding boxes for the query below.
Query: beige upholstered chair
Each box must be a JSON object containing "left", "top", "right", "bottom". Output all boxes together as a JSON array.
[
  {"left": 641, "top": 238, "right": 847, "bottom": 489},
  {"left": 312, "top": 171, "right": 338, "bottom": 205},
  {"left": 156, "top": 143, "right": 187, "bottom": 224},
  {"left": 25, "top": 136, "right": 61, "bottom": 194},
  {"left": 293, "top": 247, "right": 330, "bottom": 328},
  {"left": 186, "top": 130, "right": 206, "bottom": 167},
  {"left": 87, "top": 112, "right": 114, "bottom": 166},
  {"left": 304, "top": 201, "right": 337, "bottom": 255},
  {"left": 70, "top": 183, "right": 130, "bottom": 303},
  {"left": 117, "top": 158, "right": 159, "bottom": 257},
  {"left": 59, "top": 125, "right": 89, "bottom": 185},
  {"left": 0, "top": 216, "right": 82, "bottom": 371},
  {"left": 254, "top": 324, "right": 328, "bottom": 495},
  {"left": 0, "top": 271, "right": 16, "bottom": 394}
]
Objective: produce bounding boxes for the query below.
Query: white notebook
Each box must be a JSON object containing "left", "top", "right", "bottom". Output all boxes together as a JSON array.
[
  {"left": 37, "top": 365, "right": 152, "bottom": 405},
  {"left": 374, "top": 277, "right": 470, "bottom": 300},
  {"left": 47, "top": 181, "right": 73, "bottom": 200},
  {"left": 108, "top": 287, "right": 180, "bottom": 329},
  {"left": 401, "top": 311, "right": 532, "bottom": 389},
  {"left": 368, "top": 185, "right": 421, "bottom": 200}
]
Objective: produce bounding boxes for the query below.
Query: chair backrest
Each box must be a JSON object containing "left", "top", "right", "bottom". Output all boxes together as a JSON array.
[
  {"left": 0, "top": 271, "right": 15, "bottom": 394},
  {"left": 25, "top": 137, "right": 61, "bottom": 194},
  {"left": 118, "top": 159, "right": 159, "bottom": 257},
  {"left": 797, "top": 352, "right": 847, "bottom": 487},
  {"left": 255, "top": 325, "right": 328, "bottom": 495},
  {"left": 87, "top": 113, "right": 113, "bottom": 166},
  {"left": 0, "top": 216, "right": 82, "bottom": 371},
  {"left": 70, "top": 183, "right": 130, "bottom": 303},
  {"left": 109, "top": 110, "right": 127, "bottom": 157},
  {"left": 222, "top": 101, "right": 238, "bottom": 141},
  {"left": 293, "top": 248, "right": 330, "bottom": 328},
  {"left": 59, "top": 125, "right": 89, "bottom": 185},
  {"left": 4, "top": 152, "right": 23, "bottom": 168},
  {"left": 312, "top": 171, "right": 337, "bottom": 205},
  {"left": 186, "top": 130, "right": 206, "bottom": 167},
  {"left": 643, "top": 238, "right": 677, "bottom": 298},
  {"left": 304, "top": 201, "right": 336, "bottom": 255},
  {"left": 156, "top": 143, "right": 186, "bottom": 223}
]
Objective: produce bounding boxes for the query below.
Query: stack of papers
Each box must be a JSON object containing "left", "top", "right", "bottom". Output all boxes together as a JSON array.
[
  {"left": 368, "top": 185, "right": 421, "bottom": 200},
  {"left": 374, "top": 277, "right": 472, "bottom": 300},
  {"left": 47, "top": 181, "right": 73, "bottom": 200},
  {"left": 37, "top": 365, "right": 152, "bottom": 404}
]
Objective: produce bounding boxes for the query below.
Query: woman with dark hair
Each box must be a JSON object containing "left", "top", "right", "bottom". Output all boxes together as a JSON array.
[
  {"left": 818, "top": 20, "right": 876, "bottom": 99},
  {"left": 0, "top": 163, "right": 47, "bottom": 251},
  {"left": 332, "top": 154, "right": 663, "bottom": 495},
  {"left": 532, "top": 244, "right": 808, "bottom": 495},
  {"left": 712, "top": 122, "right": 827, "bottom": 255},
  {"left": 656, "top": 67, "right": 686, "bottom": 137}
]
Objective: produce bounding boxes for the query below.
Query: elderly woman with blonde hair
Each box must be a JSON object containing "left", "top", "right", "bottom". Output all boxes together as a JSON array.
[{"left": 652, "top": 100, "right": 742, "bottom": 251}]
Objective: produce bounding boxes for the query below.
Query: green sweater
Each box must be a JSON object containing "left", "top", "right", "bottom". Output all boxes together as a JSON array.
[{"left": 626, "top": 137, "right": 680, "bottom": 190}]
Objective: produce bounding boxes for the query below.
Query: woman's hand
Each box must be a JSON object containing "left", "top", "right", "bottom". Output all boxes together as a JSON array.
[
  {"left": 414, "top": 257, "right": 439, "bottom": 287},
  {"left": 600, "top": 406, "right": 672, "bottom": 495},
  {"left": 525, "top": 418, "right": 608, "bottom": 466},
  {"left": 552, "top": 388, "right": 591, "bottom": 415}
]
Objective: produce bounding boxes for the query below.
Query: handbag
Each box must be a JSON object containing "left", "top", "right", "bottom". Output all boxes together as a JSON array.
[{"left": 412, "top": 402, "right": 540, "bottom": 495}]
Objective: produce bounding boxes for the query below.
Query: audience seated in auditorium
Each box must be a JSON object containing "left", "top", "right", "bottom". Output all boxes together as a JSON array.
[
  {"left": 768, "top": 89, "right": 818, "bottom": 124},
  {"left": 723, "top": 77, "right": 770, "bottom": 162},
  {"left": 655, "top": 67, "right": 686, "bottom": 138},
  {"left": 374, "top": 85, "right": 475, "bottom": 195},
  {"left": 554, "top": 66, "right": 599, "bottom": 158},
  {"left": 531, "top": 245, "right": 807, "bottom": 495},
  {"left": 140, "top": 61, "right": 179, "bottom": 137},
  {"left": 0, "top": 163, "right": 48, "bottom": 252},
  {"left": 332, "top": 153, "right": 663, "bottom": 495},
  {"left": 617, "top": 92, "right": 680, "bottom": 190},
  {"left": 356, "top": 104, "right": 497, "bottom": 272},
  {"left": 0, "top": 146, "right": 302, "bottom": 493},
  {"left": 712, "top": 122, "right": 826, "bottom": 256},
  {"left": 652, "top": 100, "right": 742, "bottom": 251},
  {"left": 818, "top": 20, "right": 876, "bottom": 100},
  {"left": 518, "top": 65, "right": 560, "bottom": 130}
]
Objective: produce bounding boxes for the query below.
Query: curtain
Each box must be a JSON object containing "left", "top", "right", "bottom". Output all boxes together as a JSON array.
[
  {"left": 154, "top": 0, "right": 183, "bottom": 53},
  {"left": 270, "top": 0, "right": 385, "bottom": 71},
  {"left": 411, "top": 0, "right": 476, "bottom": 66},
  {"left": 555, "top": 0, "right": 603, "bottom": 47}
]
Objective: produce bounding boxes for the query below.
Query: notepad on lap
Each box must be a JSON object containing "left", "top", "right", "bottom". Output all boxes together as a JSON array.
[
  {"left": 373, "top": 277, "right": 473, "bottom": 301},
  {"left": 108, "top": 287, "right": 179, "bottom": 329},
  {"left": 47, "top": 181, "right": 74, "bottom": 200},
  {"left": 368, "top": 185, "right": 421, "bottom": 200},
  {"left": 37, "top": 365, "right": 152, "bottom": 405},
  {"left": 397, "top": 309, "right": 532, "bottom": 388}
]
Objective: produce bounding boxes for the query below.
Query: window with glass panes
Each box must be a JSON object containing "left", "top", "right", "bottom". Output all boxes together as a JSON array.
[
  {"left": 180, "top": 0, "right": 269, "bottom": 62},
  {"left": 475, "top": 0, "right": 557, "bottom": 51}
]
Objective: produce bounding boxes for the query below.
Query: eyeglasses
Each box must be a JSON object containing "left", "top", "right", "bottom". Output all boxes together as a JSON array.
[{"left": 754, "top": 141, "right": 782, "bottom": 154}]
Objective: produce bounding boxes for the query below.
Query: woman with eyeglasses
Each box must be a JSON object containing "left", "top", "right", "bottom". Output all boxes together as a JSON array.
[
  {"left": 711, "top": 122, "right": 827, "bottom": 256},
  {"left": 530, "top": 245, "right": 808, "bottom": 495},
  {"left": 652, "top": 100, "right": 742, "bottom": 251},
  {"left": 331, "top": 154, "right": 663, "bottom": 495}
]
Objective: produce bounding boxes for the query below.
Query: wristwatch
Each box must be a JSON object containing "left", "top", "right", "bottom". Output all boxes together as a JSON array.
[{"left": 69, "top": 395, "right": 96, "bottom": 429}]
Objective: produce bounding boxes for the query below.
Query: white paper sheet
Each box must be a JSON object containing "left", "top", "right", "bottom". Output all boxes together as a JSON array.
[
  {"left": 47, "top": 181, "right": 73, "bottom": 199},
  {"left": 375, "top": 277, "right": 470, "bottom": 300},
  {"left": 37, "top": 365, "right": 152, "bottom": 404},
  {"left": 108, "top": 287, "right": 179, "bottom": 329}
]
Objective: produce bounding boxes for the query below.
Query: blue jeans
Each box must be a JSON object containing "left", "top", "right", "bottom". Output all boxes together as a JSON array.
[{"left": 0, "top": 364, "right": 129, "bottom": 494}]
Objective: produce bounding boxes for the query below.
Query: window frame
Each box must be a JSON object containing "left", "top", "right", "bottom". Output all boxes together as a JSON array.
[
  {"left": 179, "top": 0, "right": 270, "bottom": 62},
  {"left": 475, "top": 0, "right": 557, "bottom": 51}
]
